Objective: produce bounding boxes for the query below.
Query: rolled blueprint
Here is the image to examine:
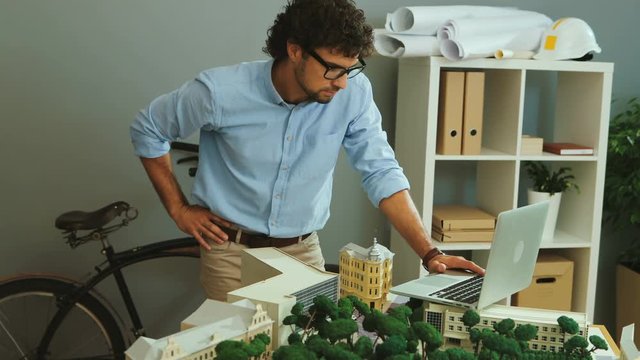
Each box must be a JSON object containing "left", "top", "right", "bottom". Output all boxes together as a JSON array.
[
  {"left": 440, "top": 27, "right": 545, "bottom": 61},
  {"left": 436, "top": 12, "right": 552, "bottom": 41},
  {"left": 385, "top": 6, "right": 521, "bottom": 35},
  {"left": 374, "top": 29, "right": 441, "bottom": 58}
]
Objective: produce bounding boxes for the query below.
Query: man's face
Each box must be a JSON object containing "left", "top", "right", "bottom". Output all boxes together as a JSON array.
[{"left": 294, "top": 47, "right": 361, "bottom": 104}]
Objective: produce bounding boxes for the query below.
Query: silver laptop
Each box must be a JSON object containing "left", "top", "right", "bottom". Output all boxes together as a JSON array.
[{"left": 391, "top": 201, "right": 550, "bottom": 310}]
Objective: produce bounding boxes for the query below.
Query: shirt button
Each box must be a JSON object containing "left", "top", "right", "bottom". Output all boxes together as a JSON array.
[
  {"left": 281, "top": 166, "right": 288, "bottom": 171},
  {"left": 275, "top": 194, "right": 281, "bottom": 199},
  {"left": 286, "top": 135, "right": 293, "bottom": 141},
  {"left": 270, "top": 221, "right": 276, "bottom": 226}
]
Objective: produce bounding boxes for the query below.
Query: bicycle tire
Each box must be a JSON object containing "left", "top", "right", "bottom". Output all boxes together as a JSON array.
[{"left": 0, "top": 277, "right": 126, "bottom": 359}]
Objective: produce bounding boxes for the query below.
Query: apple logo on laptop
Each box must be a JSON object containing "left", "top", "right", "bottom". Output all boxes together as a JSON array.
[{"left": 513, "top": 240, "right": 525, "bottom": 263}]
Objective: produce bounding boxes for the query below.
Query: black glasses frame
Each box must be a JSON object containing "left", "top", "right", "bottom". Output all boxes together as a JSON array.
[{"left": 305, "top": 49, "right": 366, "bottom": 80}]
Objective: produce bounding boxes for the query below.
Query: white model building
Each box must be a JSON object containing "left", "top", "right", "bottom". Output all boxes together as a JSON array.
[
  {"left": 125, "top": 299, "right": 273, "bottom": 360},
  {"left": 226, "top": 247, "right": 339, "bottom": 346},
  {"left": 125, "top": 247, "right": 338, "bottom": 358},
  {"left": 423, "top": 302, "right": 588, "bottom": 352},
  {"left": 339, "top": 239, "right": 394, "bottom": 311}
]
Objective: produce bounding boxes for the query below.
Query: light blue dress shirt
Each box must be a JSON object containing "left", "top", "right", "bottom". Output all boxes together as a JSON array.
[{"left": 130, "top": 59, "right": 409, "bottom": 237}]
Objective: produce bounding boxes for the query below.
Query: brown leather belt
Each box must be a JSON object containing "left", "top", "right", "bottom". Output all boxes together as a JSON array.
[{"left": 219, "top": 226, "right": 311, "bottom": 248}]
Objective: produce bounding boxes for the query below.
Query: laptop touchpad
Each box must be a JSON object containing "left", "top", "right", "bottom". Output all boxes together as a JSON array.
[{"left": 417, "top": 275, "right": 461, "bottom": 287}]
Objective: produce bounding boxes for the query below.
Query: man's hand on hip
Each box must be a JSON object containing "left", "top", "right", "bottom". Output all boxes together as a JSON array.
[{"left": 173, "top": 205, "right": 233, "bottom": 250}]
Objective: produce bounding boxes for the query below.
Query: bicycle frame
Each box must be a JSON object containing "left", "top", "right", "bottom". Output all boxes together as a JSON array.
[{"left": 36, "top": 236, "right": 199, "bottom": 357}]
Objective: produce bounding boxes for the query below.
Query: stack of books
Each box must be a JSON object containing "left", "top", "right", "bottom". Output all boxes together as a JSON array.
[
  {"left": 431, "top": 205, "right": 496, "bottom": 242},
  {"left": 542, "top": 142, "right": 594, "bottom": 155}
]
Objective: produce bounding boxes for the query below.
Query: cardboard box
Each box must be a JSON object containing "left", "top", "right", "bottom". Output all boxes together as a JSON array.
[
  {"left": 616, "top": 264, "right": 640, "bottom": 346},
  {"left": 431, "top": 226, "right": 494, "bottom": 243},
  {"left": 512, "top": 254, "right": 573, "bottom": 311},
  {"left": 432, "top": 205, "right": 496, "bottom": 231},
  {"left": 521, "top": 135, "right": 543, "bottom": 155}
]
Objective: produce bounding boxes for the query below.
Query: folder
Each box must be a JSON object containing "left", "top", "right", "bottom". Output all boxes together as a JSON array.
[
  {"left": 436, "top": 71, "right": 464, "bottom": 155},
  {"left": 461, "top": 71, "right": 485, "bottom": 155}
]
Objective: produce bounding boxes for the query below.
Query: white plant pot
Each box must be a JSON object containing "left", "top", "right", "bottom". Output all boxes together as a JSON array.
[{"left": 527, "top": 189, "right": 562, "bottom": 241}]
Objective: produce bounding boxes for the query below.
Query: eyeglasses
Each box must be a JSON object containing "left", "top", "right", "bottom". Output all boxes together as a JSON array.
[{"left": 305, "top": 49, "right": 366, "bottom": 80}]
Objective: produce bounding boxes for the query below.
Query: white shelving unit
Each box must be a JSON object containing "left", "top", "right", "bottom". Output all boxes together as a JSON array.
[{"left": 390, "top": 56, "right": 613, "bottom": 321}]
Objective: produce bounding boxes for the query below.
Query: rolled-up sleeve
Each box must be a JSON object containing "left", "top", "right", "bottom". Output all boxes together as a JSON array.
[
  {"left": 130, "top": 78, "right": 215, "bottom": 158},
  {"left": 342, "top": 79, "right": 410, "bottom": 207}
]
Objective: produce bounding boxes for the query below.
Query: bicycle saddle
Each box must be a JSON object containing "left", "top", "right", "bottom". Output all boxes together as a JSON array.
[{"left": 55, "top": 201, "right": 131, "bottom": 231}]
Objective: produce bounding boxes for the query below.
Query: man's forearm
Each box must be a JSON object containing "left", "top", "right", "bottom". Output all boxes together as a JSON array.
[
  {"left": 140, "top": 154, "right": 189, "bottom": 220},
  {"left": 379, "top": 189, "right": 435, "bottom": 259}
]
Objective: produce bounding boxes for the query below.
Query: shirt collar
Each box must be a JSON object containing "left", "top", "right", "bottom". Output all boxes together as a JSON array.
[{"left": 262, "top": 59, "right": 291, "bottom": 107}]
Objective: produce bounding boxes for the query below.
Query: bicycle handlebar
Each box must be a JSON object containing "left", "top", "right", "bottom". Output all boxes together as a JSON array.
[{"left": 171, "top": 141, "right": 199, "bottom": 153}]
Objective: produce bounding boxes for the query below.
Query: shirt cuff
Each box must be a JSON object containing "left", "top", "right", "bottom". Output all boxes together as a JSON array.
[{"left": 367, "top": 173, "right": 410, "bottom": 208}]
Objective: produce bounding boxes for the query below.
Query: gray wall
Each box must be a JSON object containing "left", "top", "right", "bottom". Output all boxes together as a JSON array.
[{"left": 1, "top": 0, "right": 637, "bottom": 340}]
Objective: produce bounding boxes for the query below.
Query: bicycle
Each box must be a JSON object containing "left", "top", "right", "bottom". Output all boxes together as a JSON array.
[{"left": 0, "top": 142, "right": 201, "bottom": 359}]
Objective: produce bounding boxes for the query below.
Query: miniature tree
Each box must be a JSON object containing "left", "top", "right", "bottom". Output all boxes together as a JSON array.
[
  {"left": 324, "top": 318, "right": 359, "bottom": 345},
  {"left": 557, "top": 315, "right": 579, "bottom": 344},
  {"left": 347, "top": 295, "right": 372, "bottom": 319},
  {"left": 388, "top": 305, "right": 414, "bottom": 324},
  {"left": 493, "top": 318, "right": 516, "bottom": 338},
  {"left": 514, "top": 324, "right": 538, "bottom": 351},
  {"left": 462, "top": 309, "right": 480, "bottom": 328},
  {"left": 271, "top": 343, "right": 318, "bottom": 360},
  {"left": 409, "top": 321, "right": 443, "bottom": 358},
  {"left": 215, "top": 332, "right": 270, "bottom": 360},
  {"left": 365, "top": 309, "right": 410, "bottom": 341},
  {"left": 588, "top": 335, "right": 608, "bottom": 352},
  {"left": 353, "top": 336, "right": 374, "bottom": 358},
  {"left": 304, "top": 334, "right": 331, "bottom": 356},
  {"left": 338, "top": 297, "right": 355, "bottom": 319},
  {"left": 375, "top": 334, "right": 408, "bottom": 359},
  {"left": 214, "top": 340, "right": 249, "bottom": 360},
  {"left": 405, "top": 297, "right": 426, "bottom": 324}
]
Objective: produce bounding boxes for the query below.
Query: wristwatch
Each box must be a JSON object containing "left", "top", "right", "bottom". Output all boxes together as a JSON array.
[{"left": 422, "top": 247, "right": 445, "bottom": 271}]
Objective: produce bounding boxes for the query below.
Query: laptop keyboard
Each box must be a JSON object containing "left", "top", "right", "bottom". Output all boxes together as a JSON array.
[{"left": 429, "top": 275, "right": 484, "bottom": 304}]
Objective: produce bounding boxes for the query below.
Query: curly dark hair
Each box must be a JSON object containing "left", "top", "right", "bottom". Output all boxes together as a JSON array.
[{"left": 263, "top": 0, "right": 374, "bottom": 60}]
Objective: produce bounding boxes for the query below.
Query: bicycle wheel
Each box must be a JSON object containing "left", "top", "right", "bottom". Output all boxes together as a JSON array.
[{"left": 0, "top": 277, "right": 126, "bottom": 359}]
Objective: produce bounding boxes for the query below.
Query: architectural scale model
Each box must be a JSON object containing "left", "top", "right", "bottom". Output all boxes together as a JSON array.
[
  {"left": 339, "top": 238, "right": 394, "bottom": 311},
  {"left": 125, "top": 247, "right": 338, "bottom": 358},
  {"left": 125, "top": 299, "right": 273, "bottom": 360},
  {"left": 423, "top": 302, "right": 588, "bottom": 352},
  {"left": 226, "top": 247, "right": 338, "bottom": 346},
  {"left": 620, "top": 324, "right": 640, "bottom": 360}
]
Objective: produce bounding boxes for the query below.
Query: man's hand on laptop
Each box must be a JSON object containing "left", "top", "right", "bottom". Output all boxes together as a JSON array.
[{"left": 423, "top": 248, "right": 485, "bottom": 275}]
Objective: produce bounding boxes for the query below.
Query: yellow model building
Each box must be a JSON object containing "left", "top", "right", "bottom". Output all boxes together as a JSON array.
[{"left": 339, "top": 238, "right": 394, "bottom": 311}]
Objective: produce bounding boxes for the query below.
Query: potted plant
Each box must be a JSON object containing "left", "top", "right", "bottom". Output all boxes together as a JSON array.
[
  {"left": 603, "top": 97, "right": 640, "bottom": 345},
  {"left": 523, "top": 161, "right": 580, "bottom": 240}
]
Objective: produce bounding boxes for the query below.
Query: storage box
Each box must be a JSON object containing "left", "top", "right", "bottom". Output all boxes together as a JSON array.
[
  {"left": 431, "top": 226, "right": 494, "bottom": 243},
  {"left": 432, "top": 205, "right": 496, "bottom": 231},
  {"left": 616, "top": 264, "right": 640, "bottom": 346},
  {"left": 512, "top": 254, "right": 573, "bottom": 311},
  {"left": 521, "top": 135, "right": 543, "bottom": 155}
]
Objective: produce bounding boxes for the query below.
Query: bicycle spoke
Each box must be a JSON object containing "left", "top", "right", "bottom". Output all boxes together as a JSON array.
[
  {"left": 0, "top": 312, "right": 28, "bottom": 358},
  {"left": 0, "top": 281, "right": 122, "bottom": 360}
]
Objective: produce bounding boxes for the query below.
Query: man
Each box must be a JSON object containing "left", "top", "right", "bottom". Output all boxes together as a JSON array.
[{"left": 131, "top": 0, "right": 483, "bottom": 301}]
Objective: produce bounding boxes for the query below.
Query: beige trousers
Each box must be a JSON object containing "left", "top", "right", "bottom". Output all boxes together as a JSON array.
[{"left": 199, "top": 232, "right": 325, "bottom": 301}]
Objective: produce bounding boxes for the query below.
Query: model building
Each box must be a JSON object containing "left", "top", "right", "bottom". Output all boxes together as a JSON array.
[
  {"left": 226, "top": 247, "right": 339, "bottom": 346},
  {"left": 125, "top": 247, "right": 338, "bottom": 358},
  {"left": 125, "top": 299, "right": 273, "bottom": 360},
  {"left": 423, "top": 302, "right": 588, "bottom": 352},
  {"left": 339, "top": 238, "right": 394, "bottom": 311}
]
